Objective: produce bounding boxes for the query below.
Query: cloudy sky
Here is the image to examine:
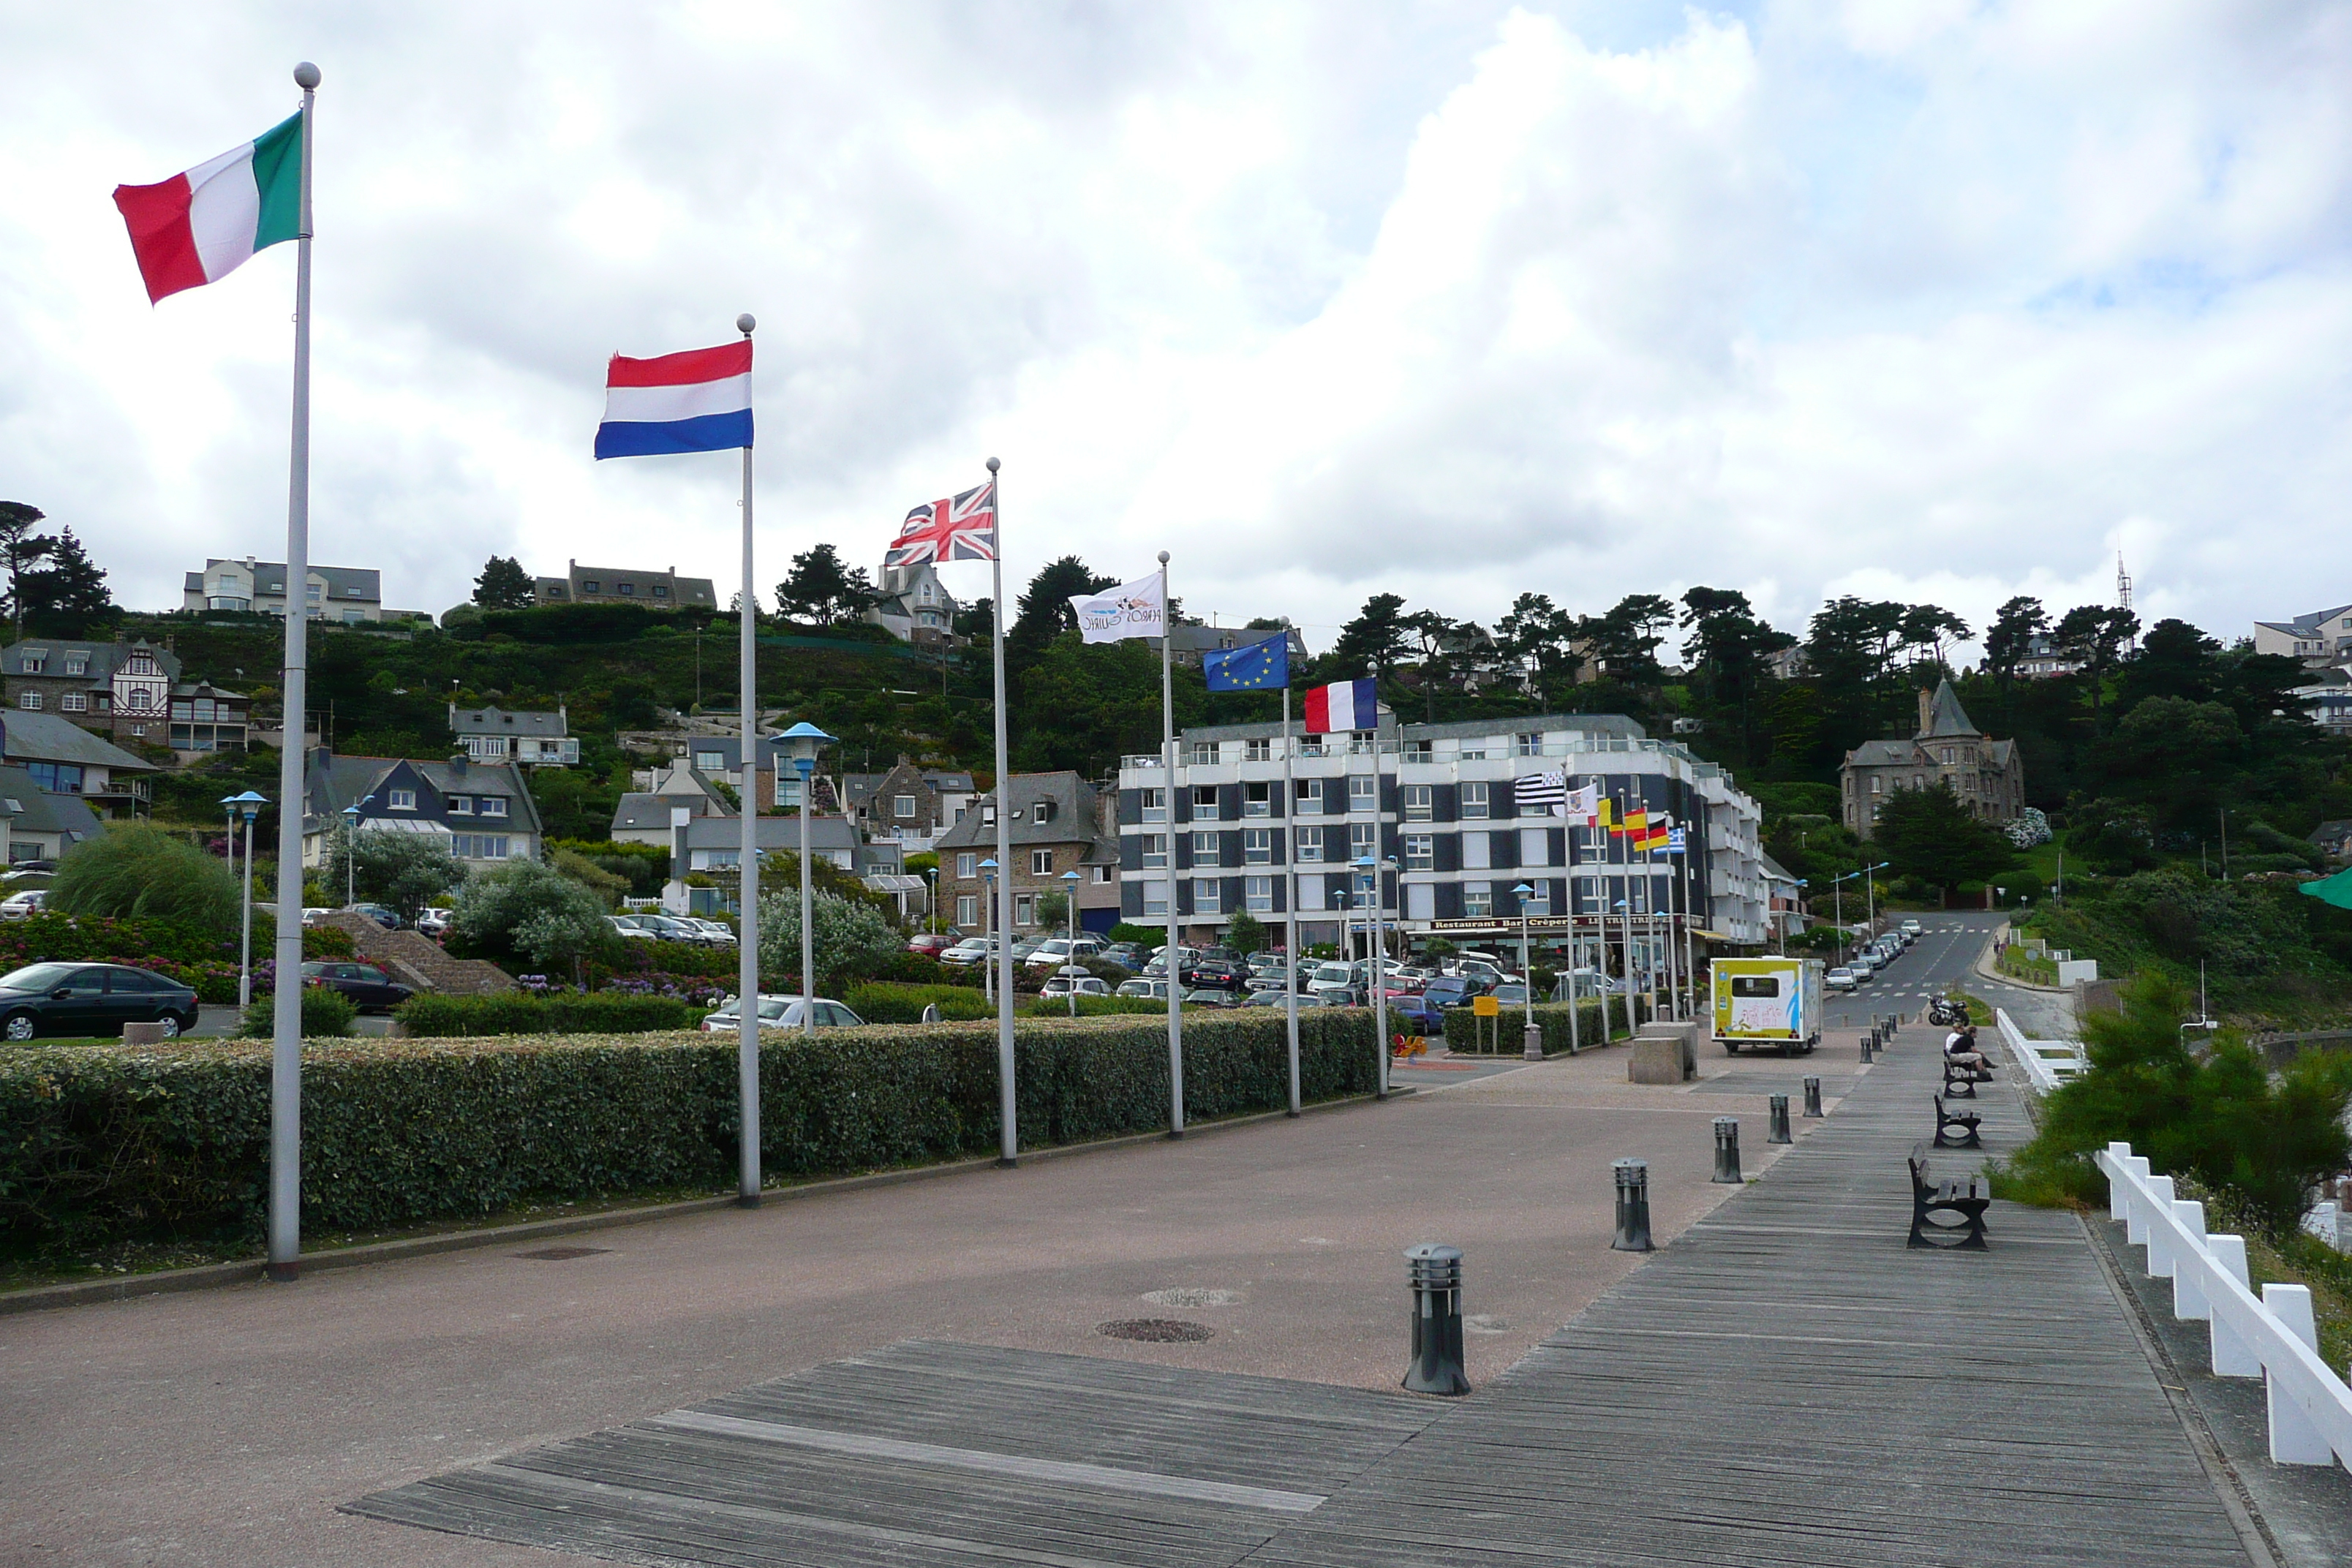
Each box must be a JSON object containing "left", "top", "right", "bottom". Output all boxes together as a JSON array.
[{"left": 3, "top": 1, "right": 2346, "bottom": 657}]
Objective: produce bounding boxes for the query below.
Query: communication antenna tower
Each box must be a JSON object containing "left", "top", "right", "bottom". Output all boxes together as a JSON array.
[{"left": 2117, "top": 552, "right": 2136, "bottom": 652}]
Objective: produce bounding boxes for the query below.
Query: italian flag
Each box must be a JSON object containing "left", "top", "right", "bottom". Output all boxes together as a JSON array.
[{"left": 113, "top": 112, "right": 303, "bottom": 304}]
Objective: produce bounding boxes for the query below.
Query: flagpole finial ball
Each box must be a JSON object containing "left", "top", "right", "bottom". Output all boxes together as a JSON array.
[
  {"left": 294, "top": 61, "right": 321, "bottom": 89},
  {"left": 736, "top": 313, "right": 756, "bottom": 335},
  {"left": 986, "top": 456, "right": 1000, "bottom": 473},
  {"left": 1157, "top": 550, "right": 1169, "bottom": 565}
]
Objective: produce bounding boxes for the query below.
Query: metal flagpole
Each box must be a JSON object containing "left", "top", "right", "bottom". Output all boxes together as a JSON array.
[
  {"left": 266, "top": 61, "right": 320, "bottom": 1282},
  {"left": 1618, "top": 788, "right": 1637, "bottom": 1028},
  {"left": 990, "top": 457, "right": 1018, "bottom": 1165},
  {"left": 1564, "top": 777, "right": 1580, "bottom": 1052},
  {"left": 1159, "top": 551, "right": 1184, "bottom": 1137},
  {"left": 1371, "top": 713, "right": 1390, "bottom": 1098},
  {"left": 1282, "top": 680, "right": 1300, "bottom": 1117},
  {"left": 1680, "top": 840, "right": 1696, "bottom": 1022},
  {"left": 734, "top": 313, "right": 761, "bottom": 1207}
]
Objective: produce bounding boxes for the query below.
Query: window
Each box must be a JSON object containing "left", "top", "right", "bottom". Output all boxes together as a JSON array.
[
  {"left": 479, "top": 795, "right": 510, "bottom": 818},
  {"left": 1245, "top": 738, "right": 1270, "bottom": 762},
  {"left": 1460, "top": 747, "right": 1485, "bottom": 761},
  {"left": 1195, "top": 880, "right": 1222, "bottom": 914},
  {"left": 1294, "top": 778, "right": 1323, "bottom": 811},
  {"left": 1243, "top": 782, "right": 1271, "bottom": 817},
  {"left": 450, "top": 834, "right": 512, "bottom": 859},
  {"left": 957, "top": 852, "right": 977, "bottom": 878},
  {"left": 1191, "top": 784, "right": 1219, "bottom": 819},
  {"left": 1090, "top": 864, "right": 1114, "bottom": 883},
  {"left": 1193, "top": 831, "right": 1221, "bottom": 867},
  {"left": 1516, "top": 733, "right": 1542, "bottom": 757},
  {"left": 1245, "top": 876, "right": 1273, "bottom": 913},
  {"left": 26, "top": 762, "right": 81, "bottom": 793},
  {"left": 1869, "top": 776, "right": 1881, "bottom": 794},
  {"left": 1403, "top": 834, "right": 1433, "bottom": 871},
  {"left": 1403, "top": 785, "right": 1433, "bottom": 821},
  {"left": 1014, "top": 894, "right": 1036, "bottom": 926},
  {"left": 1188, "top": 741, "right": 1220, "bottom": 765},
  {"left": 16, "top": 692, "right": 38, "bottom": 711},
  {"left": 894, "top": 794, "right": 917, "bottom": 819},
  {"left": 1460, "top": 782, "right": 1489, "bottom": 820},
  {"left": 1730, "top": 976, "right": 1781, "bottom": 998},
  {"left": 1463, "top": 831, "right": 1490, "bottom": 870},
  {"left": 1296, "top": 826, "right": 1324, "bottom": 863},
  {"left": 61, "top": 693, "right": 86, "bottom": 713},
  {"left": 20, "top": 652, "right": 43, "bottom": 673},
  {"left": 63, "top": 656, "right": 86, "bottom": 676},
  {"left": 1140, "top": 787, "right": 1167, "bottom": 823},
  {"left": 1033, "top": 799, "right": 1055, "bottom": 824},
  {"left": 920, "top": 581, "right": 935, "bottom": 603},
  {"left": 1144, "top": 890, "right": 1168, "bottom": 916},
  {"left": 1030, "top": 849, "right": 1053, "bottom": 875},
  {"left": 580, "top": 579, "right": 601, "bottom": 594},
  {"left": 981, "top": 804, "right": 997, "bottom": 825},
  {"left": 1522, "top": 883, "right": 1552, "bottom": 914},
  {"left": 1141, "top": 834, "right": 1168, "bottom": 870},
  {"left": 446, "top": 795, "right": 474, "bottom": 815},
  {"left": 1349, "top": 822, "right": 1376, "bottom": 858},
  {"left": 957, "top": 894, "right": 978, "bottom": 927},
  {"left": 652, "top": 584, "right": 668, "bottom": 598},
  {"left": 1349, "top": 730, "right": 1374, "bottom": 753},
  {"left": 1243, "top": 828, "right": 1272, "bottom": 864},
  {"left": 1348, "top": 774, "right": 1376, "bottom": 810},
  {"left": 1464, "top": 882, "right": 1493, "bottom": 918},
  {"left": 1404, "top": 739, "right": 1432, "bottom": 761},
  {"left": 388, "top": 788, "right": 417, "bottom": 810}
]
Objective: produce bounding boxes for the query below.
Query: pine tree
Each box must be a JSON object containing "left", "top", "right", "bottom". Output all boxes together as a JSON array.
[
  {"left": 0, "top": 502, "right": 57, "bottom": 639},
  {"left": 15, "top": 524, "right": 113, "bottom": 633},
  {"left": 472, "top": 555, "right": 535, "bottom": 610}
]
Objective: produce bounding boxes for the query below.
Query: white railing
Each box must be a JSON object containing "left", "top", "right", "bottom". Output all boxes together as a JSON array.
[
  {"left": 1995, "top": 1007, "right": 2087, "bottom": 1094},
  {"left": 2098, "top": 1142, "right": 2352, "bottom": 1471}
]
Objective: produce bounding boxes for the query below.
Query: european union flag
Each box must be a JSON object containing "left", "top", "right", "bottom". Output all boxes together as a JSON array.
[{"left": 1204, "top": 634, "right": 1290, "bottom": 692}]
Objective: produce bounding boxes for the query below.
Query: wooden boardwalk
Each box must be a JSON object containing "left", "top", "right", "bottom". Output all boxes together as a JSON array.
[{"left": 353, "top": 1031, "right": 2252, "bottom": 1567}]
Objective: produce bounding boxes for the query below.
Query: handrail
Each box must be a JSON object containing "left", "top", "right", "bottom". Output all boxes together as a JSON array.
[
  {"left": 2097, "top": 1142, "right": 2352, "bottom": 1470},
  {"left": 1994, "top": 1007, "right": 2085, "bottom": 1094}
]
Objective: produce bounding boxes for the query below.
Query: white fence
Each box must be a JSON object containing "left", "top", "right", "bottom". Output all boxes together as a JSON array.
[
  {"left": 2098, "top": 1142, "right": 2352, "bottom": 1470},
  {"left": 1994, "top": 1008, "right": 2086, "bottom": 1095}
]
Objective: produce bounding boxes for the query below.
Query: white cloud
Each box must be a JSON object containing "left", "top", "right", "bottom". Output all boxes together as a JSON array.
[{"left": 0, "top": 0, "right": 2344, "bottom": 654}]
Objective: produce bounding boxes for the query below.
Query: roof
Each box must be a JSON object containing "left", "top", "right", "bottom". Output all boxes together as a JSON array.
[
  {"left": 189, "top": 559, "right": 381, "bottom": 600},
  {"left": 1757, "top": 852, "right": 1801, "bottom": 886},
  {"left": 1844, "top": 739, "right": 1918, "bottom": 768},
  {"left": 934, "top": 772, "right": 1107, "bottom": 853},
  {"left": 0, "top": 766, "right": 101, "bottom": 840},
  {"left": 1918, "top": 679, "right": 1980, "bottom": 739},
  {"left": 679, "top": 815, "right": 861, "bottom": 853},
  {"left": 2258, "top": 605, "right": 2352, "bottom": 637},
  {"left": 1, "top": 710, "right": 157, "bottom": 772},
  {"left": 611, "top": 793, "right": 709, "bottom": 834},
  {"left": 1, "top": 639, "right": 184, "bottom": 683},
  {"left": 451, "top": 705, "right": 568, "bottom": 738},
  {"left": 304, "top": 750, "right": 544, "bottom": 836}
]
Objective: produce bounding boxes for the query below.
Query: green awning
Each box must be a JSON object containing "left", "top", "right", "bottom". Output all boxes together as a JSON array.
[{"left": 2298, "top": 866, "right": 2352, "bottom": 911}]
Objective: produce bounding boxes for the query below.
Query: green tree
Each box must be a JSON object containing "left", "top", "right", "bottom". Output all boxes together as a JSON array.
[
  {"left": 1580, "top": 594, "right": 1677, "bottom": 686},
  {"left": 2117, "top": 617, "right": 2220, "bottom": 708},
  {"left": 1496, "top": 592, "right": 1581, "bottom": 693},
  {"left": 776, "top": 543, "right": 878, "bottom": 626},
  {"left": 1010, "top": 557, "right": 1115, "bottom": 660},
  {"left": 472, "top": 555, "right": 535, "bottom": 611},
  {"left": 325, "top": 830, "right": 469, "bottom": 922},
  {"left": 0, "top": 502, "right": 56, "bottom": 639},
  {"left": 50, "top": 823, "right": 239, "bottom": 928},
  {"left": 2094, "top": 697, "right": 2242, "bottom": 832},
  {"left": 551, "top": 847, "right": 630, "bottom": 910},
  {"left": 15, "top": 525, "right": 113, "bottom": 631},
  {"left": 1679, "top": 587, "right": 1793, "bottom": 764},
  {"left": 757, "top": 888, "right": 902, "bottom": 991},
  {"left": 1223, "top": 909, "right": 1267, "bottom": 956},
  {"left": 1871, "top": 780, "right": 2013, "bottom": 891},
  {"left": 2053, "top": 604, "right": 2139, "bottom": 728},
  {"left": 449, "top": 859, "right": 614, "bottom": 975},
  {"left": 1983, "top": 596, "right": 2046, "bottom": 685},
  {"left": 1034, "top": 889, "right": 1071, "bottom": 930},
  {"left": 1326, "top": 592, "right": 1411, "bottom": 684}
]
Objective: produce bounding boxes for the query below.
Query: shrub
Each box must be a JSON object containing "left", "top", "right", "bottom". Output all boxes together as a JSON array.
[
  {"left": 1109, "top": 922, "right": 1164, "bottom": 946},
  {"left": 757, "top": 889, "right": 902, "bottom": 991},
  {"left": 238, "top": 984, "right": 358, "bottom": 1039},
  {"left": 395, "top": 992, "right": 701, "bottom": 1037},
  {"left": 449, "top": 859, "right": 615, "bottom": 973},
  {"left": 323, "top": 831, "right": 468, "bottom": 924},
  {"left": 845, "top": 981, "right": 996, "bottom": 1023},
  {"left": 49, "top": 825, "right": 238, "bottom": 928},
  {"left": 0, "top": 1009, "right": 1379, "bottom": 1248}
]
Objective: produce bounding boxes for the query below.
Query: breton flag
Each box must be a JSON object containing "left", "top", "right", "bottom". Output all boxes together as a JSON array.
[
  {"left": 595, "top": 341, "right": 753, "bottom": 458},
  {"left": 1070, "top": 573, "right": 1165, "bottom": 644},
  {"left": 1564, "top": 783, "right": 1600, "bottom": 825},
  {"left": 113, "top": 113, "right": 303, "bottom": 304},
  {"left": 1304, "top": 679, "right": 1376, "bottom": 734},
  {"left": 1514, "top": 770, "right": 1567, "bottom": 815},
  {"left": 886, "top": 482, "right": 997, "bottom": 568}
]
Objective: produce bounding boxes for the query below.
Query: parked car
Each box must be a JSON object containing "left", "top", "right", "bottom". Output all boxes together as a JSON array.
[
  {"left": 414, "top": 908, "right": 452, "bottom": 938},
  {"left": 299, "top": 906, "right": 334, "bottom": 927},
  {"left": 299, "top": 960, "right": 415, "bottom": 1012},
  {"left": 2, "top": 859, "right": 56, "bottom": 878},
  {"left": 1308, "top": 962, "right": 1360, "bottom": 1002},
  {"left": 1901, "top": 919, "right": 1923, "bottom": 935},
  {"left": 1024, "top": 937, "right": 1104, "bottom": 969},
  {"left": 1180, "top": 987, "right": 1240, "bottom": 1009},
  {"left": 906, "top": 932, "right": 957, "bottom": 957},
  {"left": 1489, "top": 983, "right": 1530, "bottom": 1006},
  {"left": 0, "top": 889, "right": 48, "bottom": 919},
  {"left": 0, "top": 962, "right": 199, "bottom": 1040},
  {"left": 1099, "top": 942, "right": 1149, "bottom": 970},
  {"left": 699, "top": 995, "right": 867, "bottom": 1030},
  {"left": 1006, "top": 938, "right": 1044, "bottom": 963},
  {"left": 1391, "top": 995, "right": 1447, "bottom": 1037},
  {"left": 1040, "top": 973, "right": 1112, "bottom": 999},
  {"left": 1187, "top": 957, "right": 1248, "bottom": 992},
  {"left": 938, "top": 938, "right": 995, "bottom": 966},
  {"left": 1421, "top": 975, "right": 1476, "bottom": 1011},
  {"left": 1115, "top": 978, "right": 1173, "bottom": 1000},
  {"left": 608, "top": 914, "right": 660, "bottom": 941},
  {"left": 1825, "top": 967, "right": 1858, "bottom": 991},
  {"left": 347, "top": 902, "right": 403, "bottom": 930},
  {"left": 685, "top": 918, "right": 738, "bottom": 945}
]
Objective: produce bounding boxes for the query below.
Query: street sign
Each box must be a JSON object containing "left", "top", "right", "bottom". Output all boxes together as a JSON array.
[{"left": 1471, "top": 995, "right": 1501, "bottom": 1017}]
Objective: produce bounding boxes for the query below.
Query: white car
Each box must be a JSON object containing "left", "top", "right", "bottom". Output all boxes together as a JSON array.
[
  {"left": 699, "top": 995, "right": 866, "bottom": 1030},
  {"left": 607, "top": 914, "right": 660, "bottom": 941},
  {"left": 1041, "top": 972, "right": 1111, "bottom": 998},
  {"left": 1825, "top": 967, "right": 1858, "bottom": 991},
  {"left": 0, "top": 889, "right": 45, "bottom": 919},
  {"left": 415, "top": 907, "right": 452, "bottom": 937},
  {"left": 1901, "top": 920, "right": 1923, "bottom": 935},
  {"left": 938, "top": 938, "right": 995, "bottom": 967},
  {"left": 1023, "top": 937, "right": 1103, "bottom": 969},
  {"left": 686, "top": 918, "right": 737, "bottom": 944}
]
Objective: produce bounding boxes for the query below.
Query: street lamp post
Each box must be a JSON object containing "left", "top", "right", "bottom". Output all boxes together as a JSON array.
[
  {"left": 1356, "top": 854, "right": 1390, "bottom": 1096},
  {"left": 979, "top": 859, "right": 998, "bottom": 1004},
  {"left": 225, "top": 792, "right": 267, "bottom": 1008},
  {"left": 778, "top": 723, "right": 837, "bottom": 1037},
  {"left": 1060, "top": 868, "right": 1082, "bottom": 1017},
  {"left": 1864, "top": 859, "right": 1888, "bottom": 940},
  {"left": 925, "top": 866, "right": 937, "bottom": 935},
  {"left": 340, "top": 803, "right": 360, "bottom": 908},
  {"left": 1512, "top": 882, "right": 1537, "bottom": 1058}
]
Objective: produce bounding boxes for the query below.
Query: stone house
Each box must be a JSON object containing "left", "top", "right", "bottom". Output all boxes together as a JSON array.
[
  {"left": 1839, "top": 680, "right": 2026, "bottom": 839},
  {"left": 934, "top": 772, "right": 1121, "bottom": 936}
]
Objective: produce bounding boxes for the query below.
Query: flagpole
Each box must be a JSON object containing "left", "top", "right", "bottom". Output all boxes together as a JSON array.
[
  {"left": 266, "top": 61, "right": 320, "bottom": 1284},
  {"left": 1158, "top": 551, "right": 1184, "bottom": 1138},
  {"left": 1564, "top": 777, "right": 1580, "bottom": 1053},
  {"left": 1282, "top": 679, "right": 1299, "bottom": 1117},
  {"left": 734, "top": 312, "right": 761, "bottom": 1206},
  {"left": 1619, "top": 787, "right": 1637, "bottom": 1030},
  {"left": 1680, "top": 842, "right": 1696, "bottom": 1022},
  {"left": 991, "top": 458, "right": 1019, "bottom": 1165}
]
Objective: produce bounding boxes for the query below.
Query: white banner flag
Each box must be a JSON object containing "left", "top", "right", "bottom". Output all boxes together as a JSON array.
[
  {"left": 1069, "top": 571, "right": 1165, "bottom": 643},
  {"left": 1563, "top": 783, "right": 1599, "bottom": 825}
]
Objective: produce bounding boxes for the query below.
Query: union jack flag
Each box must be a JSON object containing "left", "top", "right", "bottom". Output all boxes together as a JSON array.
[{"left": 886, "top": 480, "right": 996, "bottom": 568}]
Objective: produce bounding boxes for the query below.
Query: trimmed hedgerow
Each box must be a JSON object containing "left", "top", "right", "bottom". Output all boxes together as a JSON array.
[
  {"left": 0, "top": 1009, "right": 1379, "bottom": 1249},
  {"left": 393, "top": 992, "right": 705, "bottom": 1038},
  {"left": 845, "top": 981, "right": 996, "bottom": 1023},
  {"left": 1441, "top": 997, "right": 1648, "bottom": 1055}
]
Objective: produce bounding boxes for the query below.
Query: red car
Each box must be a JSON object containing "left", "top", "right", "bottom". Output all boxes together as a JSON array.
[{"left": 906, "top": 933, "right": 957, "bottom": 957}]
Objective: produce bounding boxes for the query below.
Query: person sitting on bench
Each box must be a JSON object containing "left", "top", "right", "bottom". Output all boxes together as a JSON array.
[{"left": 1945, "top": 1024, "right": 1991, "bottom": 1076}]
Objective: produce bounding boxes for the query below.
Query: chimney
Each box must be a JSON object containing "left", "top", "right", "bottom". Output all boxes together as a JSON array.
[{"left": 1917, "top": 688, "right": 1933, "bottom": 736}]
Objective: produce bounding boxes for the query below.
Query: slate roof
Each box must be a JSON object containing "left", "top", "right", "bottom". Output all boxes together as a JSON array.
[
  {"left": 304, "top": 752, "right": 544, "bottom": 837},
  {"left": 1, "top": 710, "right": 157, "bottom": 772},
  {"left": 0, "top": 765, "right": 101, "bottom": 840},
  {"left": 2256, "top": 605, "right": 2352, "bottom": 637},
  {"left": 1, "top": 639, "right": 183, "bottom": 683},
  {"left": 186, "top": 560, "right": 380, "bottom": 601},
  {"left": 1919, "top": 679, "right": 1980, "bottom": 739},
  {"left": 679, "top": 815, "right": 862, "bottom": 854},
  {"left": 451, "top": 706, "right": 568, "bottom": 738},
  {"left": 933, "top": 772, "right": 1107, "bottom": 853}
]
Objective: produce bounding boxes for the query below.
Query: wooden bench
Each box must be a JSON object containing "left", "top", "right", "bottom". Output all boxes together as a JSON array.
[
  {"left": 1908, "top": 1143, "right": 1989, "bottom": 1249},
  {"left": 1941, "top": 1054, "right": 1993, "bottom": 1098},
  {"left": 1932, "top": 1093, "right": 1981, "bottom": 1150}
]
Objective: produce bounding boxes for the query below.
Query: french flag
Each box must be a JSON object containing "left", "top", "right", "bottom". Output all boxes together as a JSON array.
[
  {"left": 595, "top": 340, "right": 753, "bottom": 459},
  {"left": 1304, "top": 679, "right": 1377, "bottom": 734}
]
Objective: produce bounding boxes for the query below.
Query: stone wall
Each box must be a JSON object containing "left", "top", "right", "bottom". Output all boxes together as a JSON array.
[{"left": 317, "top": 911, "right": 516, "bottom": 996}]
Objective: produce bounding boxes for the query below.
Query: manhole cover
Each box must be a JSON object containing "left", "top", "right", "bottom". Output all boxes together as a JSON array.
[
  {"left": 1098, "top": 1319, "right": 1215, "bottom": 1343},
  {"left": 1140, "top": 1287, "right": 1243, "bottom": 1308},
  {"left": 516, "top": 1246, "right": 611, "bottom": 1261}
]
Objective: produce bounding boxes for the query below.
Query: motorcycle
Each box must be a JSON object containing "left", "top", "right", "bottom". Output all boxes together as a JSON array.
[{"left": 1926, "top": 998, "right": 1969, "bottom": 1028}]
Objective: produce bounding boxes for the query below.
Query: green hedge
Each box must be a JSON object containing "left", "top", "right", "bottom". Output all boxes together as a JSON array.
[
  {"left": 845, "top": 981, "right": 996, "bottom": 1023},
  {"left": 0, "top": 1009, "right": 1380, "bottom": 1249},
  {"left": 1441, "top": 997, "right": 1649, "bottom": 1055},
  {"left": 240, "top": 986, "right": 358, "bottom": 1039},
  {"left": 393, "top": 992, "right": 704, "bottom": 1038}
]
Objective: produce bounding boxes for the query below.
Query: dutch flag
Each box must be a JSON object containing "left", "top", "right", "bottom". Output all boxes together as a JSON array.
[
  {"left": 595, "top": 340, "right": 753, "bottom": 459},
  {"left": 1304, "top": 679, "right": 1377, "bottom": 734}
]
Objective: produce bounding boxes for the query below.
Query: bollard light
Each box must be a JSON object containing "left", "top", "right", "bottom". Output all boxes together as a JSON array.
[
  {"left": 1712, "top": 1117, "right": 1743, "bottom": 1183},
  {"left": 1611, "top": 1158, "right": 1654, "bottom": 1252},
  {"left": 1401, "top": 1243, "right": 1471, "bottom": 1396},
  {"left": 1802, "top": 1074, "right": 1823, "bottom": 1117},
  {"left": 1768, "top": 1093, "right": 1792, "bottom": 1145}
]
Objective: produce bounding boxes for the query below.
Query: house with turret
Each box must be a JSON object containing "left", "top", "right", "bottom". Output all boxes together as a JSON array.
[{"left": 1839, "top": 680, "right": 2025, "bottom": 838}]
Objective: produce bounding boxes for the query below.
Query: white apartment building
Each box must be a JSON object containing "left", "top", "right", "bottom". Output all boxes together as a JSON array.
[{"left": 1113, "top": 712, "right": 1767, "bottom": 954}]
